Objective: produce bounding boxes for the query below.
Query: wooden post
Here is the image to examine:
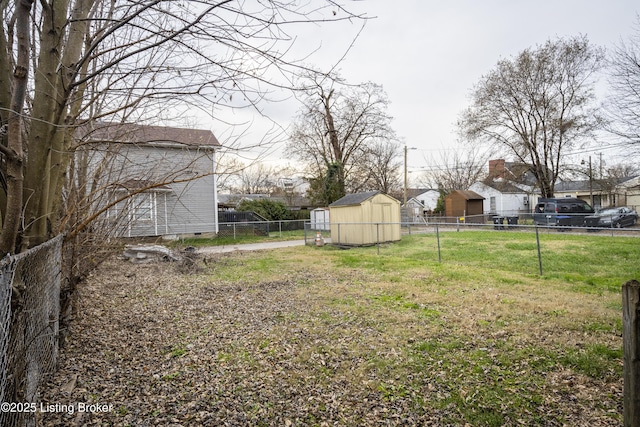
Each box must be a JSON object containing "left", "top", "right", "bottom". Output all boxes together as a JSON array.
[{"left": 623, "top": 279, "right": 640, "bottom": 427}]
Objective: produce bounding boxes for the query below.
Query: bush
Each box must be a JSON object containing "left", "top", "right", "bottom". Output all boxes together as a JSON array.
[{"left": 237, "top": 199, "right": 291, "bottom": 221}]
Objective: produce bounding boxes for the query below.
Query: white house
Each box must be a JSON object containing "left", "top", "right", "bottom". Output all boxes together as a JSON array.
[
  {"left": 621, "top": 176, "right": 640, "bottom": 210},
  {"left": 411, "top": 189, "right": 440, "bottom": 212},
  {"left": 554, "top": 176, "right": 640, "bottom": 210},
  {"left": 469, "top": 180, "right": 532, "bottom": 216}
]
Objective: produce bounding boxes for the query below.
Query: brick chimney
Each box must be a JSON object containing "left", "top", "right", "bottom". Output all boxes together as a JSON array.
[{"left": 488, "top": 159, "right": 505, "bottom": 180}]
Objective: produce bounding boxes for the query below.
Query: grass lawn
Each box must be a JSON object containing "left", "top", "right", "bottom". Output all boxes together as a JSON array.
[{"left": 43, "top": 231, "right": 633, "bottom": 426}]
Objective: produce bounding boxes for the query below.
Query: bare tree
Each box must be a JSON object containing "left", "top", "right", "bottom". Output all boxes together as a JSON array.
[
  {"left": 596, "top": 162, "right": 640, "bottom": 205},
  {"left": 0, "top": 0, "right": 364, "bottom": 253},
  {"left": 458, "top": 35, "right": 605, "bottom": 198},
  {"left": 359, "top": 139, "right": 402, "bottom": 195},
  {"left": 231, "top": 161, "right": 285, "bottom": 195},
  {"left": 0, "top": 0, "right": 33, "bottom": 253},
  {"left": 606, "top": 15, "right": 640, "bottom": 146},
  {"left": 416, "top": 146, "right": 489, "bottom": 193},
  {"left": 288, "top": 73, "right": 397, "bottom": 203}
]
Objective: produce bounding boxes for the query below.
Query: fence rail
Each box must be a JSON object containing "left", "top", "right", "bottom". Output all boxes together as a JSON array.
[
  {"left": 305, "top": 215, "right": 640, "bottom": 237},
  {"left": 304, "top": 217, "right": 640, "bottom": 268},
  {"left": 0, "top": 235, "right": 64, "bottom": 427}
]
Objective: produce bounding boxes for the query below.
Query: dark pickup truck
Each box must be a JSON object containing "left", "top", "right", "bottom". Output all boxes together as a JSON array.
[{"left": 533, "top": 198, "right": 595, "bottom": 227}]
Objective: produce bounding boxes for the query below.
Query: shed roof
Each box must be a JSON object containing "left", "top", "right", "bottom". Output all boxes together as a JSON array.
[
  {"left": 330, "top": 191, "right": 382, "bottom": 207},
  {"left": 448, "top": 190, "right": 485, "bottom": 200}
]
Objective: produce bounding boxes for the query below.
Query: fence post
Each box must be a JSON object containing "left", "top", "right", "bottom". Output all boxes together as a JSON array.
[
  {"left": 376, "top": 223, "right": 380, "bottom": 255},
  {"left": 623, "top": 279, "right": 640, "bottom": 427},
  {"left": 535, "top": 226, "right": 543, "bottom": 276},
  {"left": 435, "top": 223, "right": 441, "bottom": 263}
]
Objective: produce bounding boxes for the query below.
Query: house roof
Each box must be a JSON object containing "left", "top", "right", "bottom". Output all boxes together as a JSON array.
[
  {"left": 406, "top": 188, "right": 437, "bottom": 199},
  {"left": 330, "top": 191, "right": 382, "bottom": 207},
  {"left": 482, "top": 180, "right": 527, "bottom": 193},
  {"left": 555, "top": 176, "right": 639, "bottom": 193},
  {"left": 218, "top": 194, "right": 268, "bottom": 206},
  {"left": 488, "top": 159, "right": 538, "bottom": 186},
  {"left": 218, "top": 194, "right": 313, "bottom": 209},
  {"left": 80, "top": 122, "right": 221, "bottom": 149}
]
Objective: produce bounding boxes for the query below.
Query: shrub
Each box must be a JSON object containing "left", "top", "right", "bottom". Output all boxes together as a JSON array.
[{"left": 237, "top": 199, "right": 291, "bottom": 221}]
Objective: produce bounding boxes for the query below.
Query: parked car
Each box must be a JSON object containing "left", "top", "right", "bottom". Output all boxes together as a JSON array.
[
  {"left": 585, "top": 207, "right": 638, "bottom": 228},
  {"left": 533, "top": 198, "right": 595, "bottom": 227}
]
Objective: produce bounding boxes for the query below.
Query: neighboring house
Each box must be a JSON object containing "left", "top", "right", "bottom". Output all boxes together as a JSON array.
[
  {"left": 553, "top": 180, "right": 603, "bottom": 209},
  {"left": 620, "top": 176, "right": 640, "bottom": 210},
  {"left": 412, "top": 189, "right": 441, "bottom": 212},
  {"left": 401, "top": 188, "right": 440, "bottom": 222},
  {"left": 469, "top": 180, "right": 532, "bottom": 216},
  {"left": 472, "top": 158, "right": 640, "bottom": 213},
  {"left": 329, "top": 191, "right": 401, "bottom": 246},
  {"left": 217, "top": 193, "right": 314, "bottom": 212},
  {"left": 270, "top": 194, "right": 314, "bottom": 211},
  {"left": 218, "top": 194, "right": 269, "bottom": 211},
  {"left": 468, "top": 159, "right": 534, "bottom": 216},
  {"left": 486, "top": 159, "right": 537, "bottom": 187},
  {"left": 403, "top": 197, "right": 426, "bottom": 222},
  {"left": 78, "top": 122, "right": 221, "bottom": 237},
  {"left": 554, "top": 176, "right": 639, "bottom": 210}
]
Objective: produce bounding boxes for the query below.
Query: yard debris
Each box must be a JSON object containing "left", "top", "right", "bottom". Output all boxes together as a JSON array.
[{"left": 122, "top": 244, "right": 180, "bottom": 263}]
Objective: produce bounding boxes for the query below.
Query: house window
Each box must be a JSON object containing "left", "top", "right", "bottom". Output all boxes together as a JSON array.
[
  {"left": 132, "top": 193, "right": 154, "bottom": 221},
  {"left": 490, "top": 196, "right": 496, "bottom": 213}
]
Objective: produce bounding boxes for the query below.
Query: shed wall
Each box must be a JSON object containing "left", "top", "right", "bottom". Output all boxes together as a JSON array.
[{"left": 329, "top": 193, "right": 400, "bottom": 245}]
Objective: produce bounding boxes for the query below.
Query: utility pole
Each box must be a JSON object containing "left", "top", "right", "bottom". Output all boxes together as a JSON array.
[
  {"left": 588, "top": 155, "right": 593, "bottom": 208},
  {"left": 582, "top": 156, "right": 594, "bottom": 208},
  {"left": 403, "top": 145, "right": 417, "bottom": 206},
  {"left": 404, "top": 145, "right": 408, "bottom": 206}
]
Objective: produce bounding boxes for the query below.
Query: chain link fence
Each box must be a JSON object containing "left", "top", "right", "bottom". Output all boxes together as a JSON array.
[{"left": 0, "top": 235, "right": 64, "bottom": 427}]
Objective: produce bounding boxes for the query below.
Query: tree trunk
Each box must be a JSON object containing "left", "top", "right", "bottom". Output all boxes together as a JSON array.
[
  {"left": 322, "top": 89, "right": 346, "bottom": 197},
  {"left": 0, "top": 0, "right": 34, "bottom": 254}
]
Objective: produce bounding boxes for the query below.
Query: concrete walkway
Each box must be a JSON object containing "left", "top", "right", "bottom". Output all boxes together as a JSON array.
[{"left": 197, "top": 239, "right": 309, "bottom": 255}]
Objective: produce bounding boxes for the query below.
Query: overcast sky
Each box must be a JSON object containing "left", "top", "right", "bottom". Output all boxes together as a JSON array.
[{"left": 216, "top": 1, "right": 640, "bottom": 172}]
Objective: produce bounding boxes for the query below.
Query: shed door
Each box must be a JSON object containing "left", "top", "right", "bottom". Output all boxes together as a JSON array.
[{"left": 381, "top": 204, "right": 391, "bottom": 241}]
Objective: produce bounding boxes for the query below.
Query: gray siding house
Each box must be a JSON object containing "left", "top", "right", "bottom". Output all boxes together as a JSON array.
[{"left": 78, "top": 123, "right": 221, "bottom": 237}]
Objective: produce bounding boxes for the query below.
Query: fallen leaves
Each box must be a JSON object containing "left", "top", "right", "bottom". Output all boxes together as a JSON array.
[{"left": 37, "top": 252, "right": 622, "bottom": 426}]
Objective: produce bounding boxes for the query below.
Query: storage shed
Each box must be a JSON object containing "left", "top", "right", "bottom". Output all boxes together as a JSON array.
[
  {"left": 329, "top": 191, "right": 401, "bottom": 246},
  {"left": 445, "top": 190, "right": 485, "bottom": 223}
]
